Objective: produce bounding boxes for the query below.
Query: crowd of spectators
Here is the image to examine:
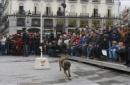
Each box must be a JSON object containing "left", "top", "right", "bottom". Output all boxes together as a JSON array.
[
  {"left": 0, "top": 28, "right": 40, "bottom": 56},
  {"left": 0, "top": 26, "right": 130, "bottom": 67}
]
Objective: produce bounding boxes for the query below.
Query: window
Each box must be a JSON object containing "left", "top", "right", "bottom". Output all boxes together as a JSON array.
[
  {"left": 31, "top": 18, "right": 40, "bottom": 27},
  {"left": 68, "top": 19, "right": 76, "bottom": 27},
  {"left": 107, "top": 9, "right": 112, "bottom": 17},
  {"left": 80, "top": 20, "right": 88, "bottom": 28},
  {"left": 70, "top": 5, "right": 75, "bottom": 13},
  {"left": 44, "top": 19, "right": 53, "bottom": 28},
  {"left": 34, "top": 3, "right": 39, "bottom": 15},
  {"left": 18, "top": 5, "right": 25, "bottom": 15},
  {"left": 46, "top": 6, "right": 52, "bottom": 16},
  {"left": 34, "top": 6, "right": 37, "bottom": 14},
  {"left": 82, "top": 5, "right": 86, "bottom": 13},
  {"left": 17, "top": 18, "right": 25, "bottom": 26},
  {"left": 93, "top": 8, "right": 98, "bottom": 17}
]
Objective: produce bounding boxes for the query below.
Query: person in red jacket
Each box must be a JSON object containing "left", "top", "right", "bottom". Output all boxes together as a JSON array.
[{"left": 15, "top": 35, "right": 24, "bottom": 55}]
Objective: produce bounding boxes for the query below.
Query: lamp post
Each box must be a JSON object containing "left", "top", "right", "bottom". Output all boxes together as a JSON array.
[
  {"left": 40, "top": 0, "right": 43, "bottom": 58},
  {"left": 34, "top": 0, "right": 50, "bottom": 70}
]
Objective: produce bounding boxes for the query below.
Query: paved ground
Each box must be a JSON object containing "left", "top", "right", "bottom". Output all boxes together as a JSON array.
[{"left": 0, "top": 56, "right": 130, "bottom": 85}]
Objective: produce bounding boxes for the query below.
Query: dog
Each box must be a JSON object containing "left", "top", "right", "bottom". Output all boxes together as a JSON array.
[{"left": 59, "top": 56, "right": 71, "bottom": 80}]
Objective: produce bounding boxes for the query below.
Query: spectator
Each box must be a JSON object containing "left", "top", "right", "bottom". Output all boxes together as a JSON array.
[
  {"left": 108, "top": 41, "right": 118, "bottom": 61},
  {"left": 0, "top": 35, "right": 7, "bottom": 55},
  {"left": 124, "top": 29, "right": 130, "bottom": 67}
]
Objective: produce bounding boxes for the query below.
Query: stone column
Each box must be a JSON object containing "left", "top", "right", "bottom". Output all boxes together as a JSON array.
[
  {"left": 77, "top": 18, "right": 80, "bottom": 28},
  {"left": 53, "top": 18, "right": 56, "bottom": 37},
  {"left": 65, "top": 18, "right": 68, "bottom": 33},
  {"left": 89, "top": 19, "right": 92, "bottom": 28}
]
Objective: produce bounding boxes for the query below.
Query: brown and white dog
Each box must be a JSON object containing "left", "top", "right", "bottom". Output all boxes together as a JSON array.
[{"left": 59, "top": 56, "right": 71, "bottom": 80}]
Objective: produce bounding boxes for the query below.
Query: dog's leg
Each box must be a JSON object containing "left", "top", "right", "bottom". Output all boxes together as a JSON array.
[
  {"left": 59, "top": 61, "right": 62, "bottom": 71},
  {"left": 68, "top": 68, "right": 71, "bottom": 77},
  {"left": 64, "top": 70, "right": 71, "bottom": 80}
]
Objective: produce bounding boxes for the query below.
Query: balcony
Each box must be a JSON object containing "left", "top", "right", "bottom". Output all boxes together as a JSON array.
[
  {"left": 69, "top": 0, "right": 77, "bottom": 3},
  {"left": 17, "top": 10, "right": 26, "bottom": 15},
  {"left": 104, "top": 14, "right": 118, "bottom": 19},
  {"left": 68, "top": 12, "right": 77, "bottom": 16},
  {"left": 92, "top": 14, "right": 101, "bottom": 18},
  {"left": 80, "top": 0, "right": 89, "bottom": 3},
  {"left": 32, "top": 11, "right": 40, "bottom": 15},
  {"left": 44, "top": 12, "right": 53, "bottom": 16},
  {"left": 92, "top": 0, "right": 100, "bottom": 3},
  {"left": 57, "top": 0, "right": 64, "bottom": 2},
  {"left": 106, "top": 0, "right": 114, "bottom": 4},
  {"left": 44, "top": 0, "right": 53, "bottom": 2},
  {"left": 80, "top": 13, "right": 89, "bottom": 17}
]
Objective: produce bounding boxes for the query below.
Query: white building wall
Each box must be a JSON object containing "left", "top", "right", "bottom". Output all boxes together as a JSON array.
[
  {"left": 4, "top": 0, "right": 121, "bottom": 34},
  {"left": 6, "top": 0, "right": 120, "bottom": 17}
]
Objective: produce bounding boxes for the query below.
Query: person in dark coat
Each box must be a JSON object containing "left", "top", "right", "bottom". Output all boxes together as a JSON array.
[
  {"left": 22, "top": 28, "right": 29, "bottom": 56},
  {"left": 124, "top": 29, "right": 130, "bottom": 67}
]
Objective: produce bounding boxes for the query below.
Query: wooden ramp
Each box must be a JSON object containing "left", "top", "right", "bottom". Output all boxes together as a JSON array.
[{"left": 69, "top": 57, "right": 130, "bottom": 73}]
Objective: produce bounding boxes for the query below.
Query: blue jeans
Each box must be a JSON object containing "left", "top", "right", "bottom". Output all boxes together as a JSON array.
[
  {"left": 87, "top": 47, "right": 93, "bottom": 57},
  {"left": 109, "top": 49, "right": 118, "bottom": 60},
  {"left": 1, "top": 45, "right": 6, "bottom": 55},
  {"left": 82, "top": 46, "right": 87, "bottom": 57}
]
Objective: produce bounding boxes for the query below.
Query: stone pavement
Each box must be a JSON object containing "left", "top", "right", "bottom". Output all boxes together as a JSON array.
[{"left": 0, "top": 55, "right": 130, "bottom": 85}]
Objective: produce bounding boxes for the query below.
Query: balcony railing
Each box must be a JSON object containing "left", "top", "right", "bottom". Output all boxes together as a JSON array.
[
  {"left": 17, "top": 10, "right": 26, "bottom": 15},
  {"left": 92, "top": 0, "right": 100, "bottom": 3},
  {"left": 9, "top": 12, "right": 120, "bottom": 20},
  {"left": 69, "top": 0, "right": 77, "bottom": 2},
  {"left": 80, "top": 13, "right": 89, "bottom": 17},
  {"left": 32, "top": 11, "right": 41, "bottom": 15},
  {"left": 69, "top": 12, "right": 77, "bottom": 16},
  {"left": 57, "top": 0, "right": 64, "bottom": 2},
  {"left": 16, "top": 11, "right": 41, "bottom": 16},
  {"left": 92, "top": 14, "right": 101, "bottom": 17},
  {"left": 44, "top": 12, "right": 53, "bottom": 16},
  {"left": 80, "top": 0, "right": 89, "bottom": 2},
  {"left": 106, "top": 0, "right": 114, "bottom": 4},
  {"left": 44, "top": 0, "right": 53, "bottom": 2}
]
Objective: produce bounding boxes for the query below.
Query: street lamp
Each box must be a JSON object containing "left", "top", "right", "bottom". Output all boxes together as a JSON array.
[
  {"left": 40, "top": 0, "right": 43, "bottom": 58},
  {"left": 34, "top": 0, "right": 50, "bottom": 70}
]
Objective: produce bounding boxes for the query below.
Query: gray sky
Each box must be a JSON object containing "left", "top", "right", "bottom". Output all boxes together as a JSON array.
[{"left": 121, "top": 0, "right": 130, "bottom": 10}]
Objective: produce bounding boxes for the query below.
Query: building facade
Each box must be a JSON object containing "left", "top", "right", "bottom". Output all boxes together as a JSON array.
[
  {"left": 3, "top": 0, "right": 120, "bottom": 35},
  {"left": 0, "top": 0, "right": 9, "bottom": 33}
]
